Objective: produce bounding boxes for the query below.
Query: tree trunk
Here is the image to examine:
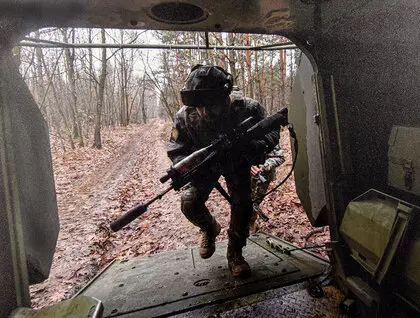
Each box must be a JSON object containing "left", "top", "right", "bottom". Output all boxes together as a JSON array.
[
  {"left": 35, "top": 31, "right": 47, "bottom": 117},
  {"left": 227, "top": 33, "right": 237, "bottom": 82},
  {"left": 62, "top": 28, "right": 84, "bottom": 146},
  {"left": 118, "top": 31, "right": 130, "bottom": 127},
  {"left": 240, "top": 55, "right": 246, "bottom": 93},
  {"left": 140, "top": 80, "right": 147, "bottom": 123},
  {"left": 254, "top": 39, "right": 261, "bottom": 101},
  {"left": 279, "top": 39, "right": 287, "bottom": 109},
  {"left": 244, "top": 34, "right": 253, "bottom": 97},
  {"left": 40, "top": 50, "right": 75, "bottom": 150},
  {"left": 215, "top": 33, "right": 227, "bottom": 69},
  {"left": 93, "top": 29, "right": 107, "bottom": 149},
  {"left": 88, "top": 29, "right": 94, "bottom": 119},
  {"left": 261, "top": 50, "right": 266, "bottom": 107},
  {"left": 269, "top": 52, "right": 274, "bottom": 114}
]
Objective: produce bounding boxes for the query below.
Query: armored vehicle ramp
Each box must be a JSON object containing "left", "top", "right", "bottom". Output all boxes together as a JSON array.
[{"left": 78, "top": 232, "right": 345, "bottom": 317}]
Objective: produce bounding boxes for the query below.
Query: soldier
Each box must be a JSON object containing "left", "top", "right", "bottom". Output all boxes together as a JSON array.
[
  {"left": 249, "top": 144, "right": 285, "bottom": 233},
  {"left": 167, "top": 64, "right": 280, "bottom": 278}
]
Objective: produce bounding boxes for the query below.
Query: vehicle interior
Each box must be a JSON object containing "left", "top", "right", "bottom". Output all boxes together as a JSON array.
[{"left": 0, "top": 1, "right": 419, "bottom": 317}]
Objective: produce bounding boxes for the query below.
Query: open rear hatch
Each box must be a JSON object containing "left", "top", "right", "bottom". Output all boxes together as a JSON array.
[{"left": 78, "top": 232, "right": 329, "bottom": 317}]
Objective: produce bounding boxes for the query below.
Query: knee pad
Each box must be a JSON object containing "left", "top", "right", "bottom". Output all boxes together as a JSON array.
[
  {"left": 181, "top": 187, "right": 213, "bottom": 228},
  {"left": 181, "top": 187, "right": 201, "bottom": 217}
]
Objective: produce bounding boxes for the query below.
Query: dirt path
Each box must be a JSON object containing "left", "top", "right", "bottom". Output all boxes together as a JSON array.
[
  {"left": 95, "top": 120, "right": 232, "bottom": 260},
  {"left": 30, "top": 120, "right": 329, "bottom": 308},
  {"left": 30, "top": 119, "right": 230, "bottom": 308},
  {"left": 30, "top": 123, "right": 162, "bottom": 307}
]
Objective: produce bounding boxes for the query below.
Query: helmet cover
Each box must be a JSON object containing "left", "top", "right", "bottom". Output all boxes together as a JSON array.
[{"left": 180, "top": 64, "right": 233, "bottom": 107}]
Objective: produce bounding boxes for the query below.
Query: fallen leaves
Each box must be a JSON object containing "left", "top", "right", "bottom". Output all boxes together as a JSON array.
[
  {"left": 30, "top": 120, "right": 330, "bottom": 310},
  {"left": 256, "top": 131, "right": 330, "bottom": 256}
]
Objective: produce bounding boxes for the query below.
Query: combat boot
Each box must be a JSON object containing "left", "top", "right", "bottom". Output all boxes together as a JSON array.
[
  {"left": 199, "top": 220, "right": 221, "bottom": 259},
  {"left": 227, "top": 245, "right": 251, "bottom": 278}
]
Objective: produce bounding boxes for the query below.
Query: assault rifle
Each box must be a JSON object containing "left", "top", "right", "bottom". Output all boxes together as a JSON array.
[{"left": 110, "top": 108, "right": 289, "bottom": 232}]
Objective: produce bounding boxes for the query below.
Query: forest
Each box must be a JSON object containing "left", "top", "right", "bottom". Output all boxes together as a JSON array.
[
  {"left": 15, "top": 29, "right": 330, "bottom": 308},
  {"left": 17, "top": 28, "right": 299, "bottom": 151}
]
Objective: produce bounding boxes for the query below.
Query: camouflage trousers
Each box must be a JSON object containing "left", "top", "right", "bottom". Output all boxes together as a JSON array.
[
  {"left": 249, "top": 152, "right": 286, "bottom": 231},
  {"left": 180, "top": 162, "right": 253, "bottom": 249}
]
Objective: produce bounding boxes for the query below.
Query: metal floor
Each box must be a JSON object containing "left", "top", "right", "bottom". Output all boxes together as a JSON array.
[
  {"left": 174, "top": 282, "right": 348, "bottom": 318},
  {"left": 79, "top": 232, "right": 346, "bottom": 317}
]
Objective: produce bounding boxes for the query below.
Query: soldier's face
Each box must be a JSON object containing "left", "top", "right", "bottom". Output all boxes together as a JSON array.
[{"left": 196, "top": 99, "right": 226, "bottom": 122}]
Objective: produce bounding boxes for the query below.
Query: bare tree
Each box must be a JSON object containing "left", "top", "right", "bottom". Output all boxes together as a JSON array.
[
  {"left": 244, "top": 34, "right": 253, "bottom": 97},
  {"left": 142, "top": 51, "right": 181, "bottom": 121},
  {"left": 18, "top": 29, "right": 298, "bottom": 141},
  {"left": 139, "top": 74, "right": 148, "bottom": 123},
  {"left": 61, "top": 28, "right": 84, "bottom": 146},
  {"left": 40, "top": 49, "right": 75, "bottom": 150},
  {"left": 93, "top": 29, "right": 107, "bottom": 149}
]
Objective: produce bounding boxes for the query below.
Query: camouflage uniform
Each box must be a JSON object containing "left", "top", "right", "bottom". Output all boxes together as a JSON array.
[
  {"left": 167, "top": 93, "right": 280, "bottom": 252},
  {"left": 250, "top": 145, "right": 285, "bottom": 232},
  {"left": 252, "top": 145, "right": 285, "bottom": 203}
]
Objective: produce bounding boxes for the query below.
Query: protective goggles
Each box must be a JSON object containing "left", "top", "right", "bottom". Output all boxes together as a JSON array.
[{"left": 180, "top": 89, "right": 227, "bottom": 107}]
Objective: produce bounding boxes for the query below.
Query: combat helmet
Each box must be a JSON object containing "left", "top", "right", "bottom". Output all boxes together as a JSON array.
[{"left": 180, "top": 64, "right": 233, "bottom": 107}]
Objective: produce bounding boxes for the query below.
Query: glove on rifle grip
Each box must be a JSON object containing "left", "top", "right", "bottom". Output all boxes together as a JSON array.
[{"left": 110, "top": 204, "right": 147, "bottom": 232}]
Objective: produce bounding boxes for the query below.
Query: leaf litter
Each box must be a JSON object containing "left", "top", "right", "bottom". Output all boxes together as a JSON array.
[{"left": 30, "top": 119, "right": 330, "bottom": 309}]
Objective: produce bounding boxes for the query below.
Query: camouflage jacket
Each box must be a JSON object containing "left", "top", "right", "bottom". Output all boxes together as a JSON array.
[
  {"left": 262, "top": 145, "right": 285, "bottom": 173},
  {"left": 167, "top": 94, "right": 280, "bottom": 165}
]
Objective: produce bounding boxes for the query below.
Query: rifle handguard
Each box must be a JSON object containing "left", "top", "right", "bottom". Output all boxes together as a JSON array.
[
  {"left": 246, "top": 108, "right": 288, "bottom": 139},
  {"left": 269, "top": 107, "right": 289, "bottom": 127}
]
